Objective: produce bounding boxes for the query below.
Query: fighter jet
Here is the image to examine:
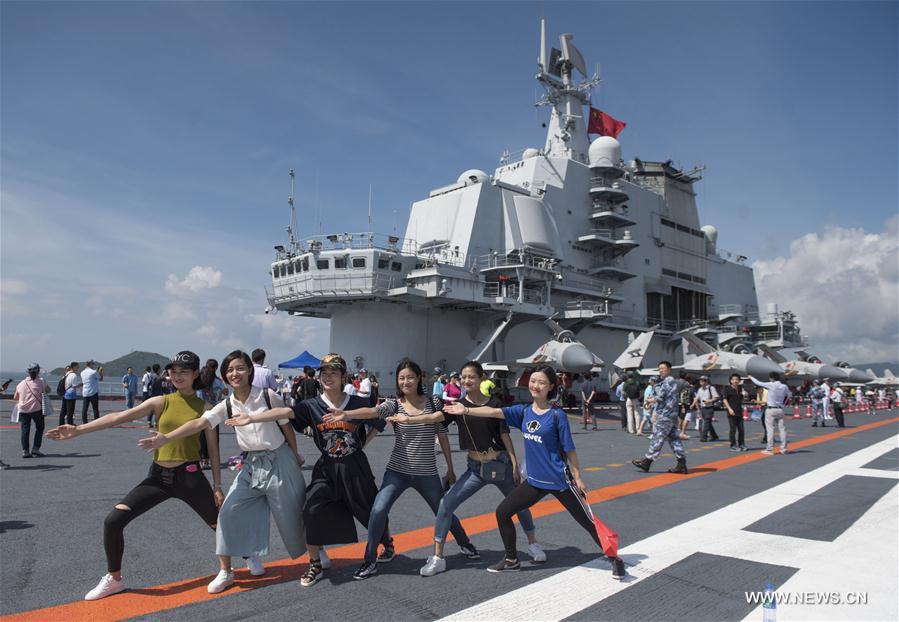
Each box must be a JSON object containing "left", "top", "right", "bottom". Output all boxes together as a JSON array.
[
  {"left": 866, "top": 369, "right": 899, "bottom": 387},
  {"left": 795, "top": 351, "right": 875, "bottom": 384},
  {"left": 483, "top": 318, "right": 603, "bottom": 373},
  {"left": 672, "top": 329, "right": 784, "bottom": 382},
  {"left": 756, "top": 345, "right": 846, "bottom": 381},
  {"left": 611, "top": 328, "right": 782, "bottom": 382}
]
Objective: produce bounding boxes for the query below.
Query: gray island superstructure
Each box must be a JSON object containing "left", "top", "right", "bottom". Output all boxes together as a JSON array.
[{"left": 266, "top": 25, "right": 803, "bottom": 386}]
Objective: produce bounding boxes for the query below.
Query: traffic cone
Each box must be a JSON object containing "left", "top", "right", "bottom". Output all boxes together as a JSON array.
[
  {"left": 742, "top": 406, "right": 749, "bottom": 421},
  {"left": 792, "top": 405, "right": 801, "bottom": 419},
  {"left": 805, "top": 403, "right": 812, "bottom": 417}
]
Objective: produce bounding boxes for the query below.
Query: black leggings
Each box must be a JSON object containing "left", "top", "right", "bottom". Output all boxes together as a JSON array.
[
  {"left": 727, "top": 415, "right": 745, "bottom": 447},
  {"left": 496, "top": 481, "right": 600, "bottom": 559},
  {"left": 104, "top": 462, "right": 218, "bottom": 572}
]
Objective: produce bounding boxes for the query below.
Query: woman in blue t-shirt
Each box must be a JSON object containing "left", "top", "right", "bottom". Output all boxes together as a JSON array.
[{"left": 445, "top": 364, "right": 625, "bottom": 579}]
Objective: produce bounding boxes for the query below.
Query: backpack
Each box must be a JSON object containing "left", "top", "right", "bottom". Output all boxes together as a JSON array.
[
  {"left": 56, "top": 376, "right": 67, "bottom": 397},
  {"left": 300, "top": 378, "right": 319, "bottom": 400},
  {"left": 623, "top": 380, "right": 641, "bottom": 399},
  {"left": 678, "top": 383, "right": 694, "bottom": 406}
]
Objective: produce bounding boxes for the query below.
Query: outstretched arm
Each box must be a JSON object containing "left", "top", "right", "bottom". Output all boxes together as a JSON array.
[
  {"left": 322, "top": 406, "right": 379, "bottom": 423},
  {"left": 48, "top": 397, "right": 164, "bottom": 440},
  {"left": 445, "top": 402, "right": 504, "bottom": 418},
  {"left": 138, "top": 417, "right": 212, "bottom": 451},
  {"left": 226, "top": 406, "right": 294, "bottom": 426}
]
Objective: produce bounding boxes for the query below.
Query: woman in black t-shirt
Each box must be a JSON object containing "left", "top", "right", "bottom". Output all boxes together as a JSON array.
[
  {"left": 723, "top": 373, "right": 746, "bottom": 451},
  {"left": 418, "top": 361, "right": 545, "bottom": 577}
]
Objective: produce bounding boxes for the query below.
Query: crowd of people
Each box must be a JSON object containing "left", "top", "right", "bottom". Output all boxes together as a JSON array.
[
  {"left": 4, "top": 349, "right": 894, "bottom": 598},
  {"left": 10, "top": 349, "right": 626, "bottom": 601}
]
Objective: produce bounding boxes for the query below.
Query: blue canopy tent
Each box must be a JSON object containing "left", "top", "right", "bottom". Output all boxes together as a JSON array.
[{"left": 278, "top": 350, "right": 321, "bottom": 369}]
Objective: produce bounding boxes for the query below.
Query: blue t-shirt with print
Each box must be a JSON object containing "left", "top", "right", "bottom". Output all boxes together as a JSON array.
[{"left": 502, "top": 403, "right": 575, "bottom": 491}]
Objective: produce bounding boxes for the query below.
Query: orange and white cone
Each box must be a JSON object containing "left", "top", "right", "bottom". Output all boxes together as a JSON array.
[{"left": 742, "top": 406, "right": 749, "bottom": 421}]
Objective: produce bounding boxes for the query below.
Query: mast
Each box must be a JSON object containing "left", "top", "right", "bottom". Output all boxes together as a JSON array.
[
  {"left": 286, "top": 168, "right": 300, "bottom": 252},
  {"left": 535, "top": 19, "right": 599, "bottom": 162}
]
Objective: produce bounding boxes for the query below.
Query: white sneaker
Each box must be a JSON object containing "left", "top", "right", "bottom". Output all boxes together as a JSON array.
[
  {"left": 245, "top": 556, "right": 265, "bottom": 576},
  {"left": 207, "top": 569, "right": 235, "bottom": 594},
  {"left": 319, "top": 548, "right": 331, "bottom": 569},
  {"left": 84, "top": 574, "right": 125, "bottom": 601},
  {"left": 528, "top": 542, "right": 547, "bottom": 563},
  {"left": 419, "top": 555, "right": 447, "bottom": 577}
]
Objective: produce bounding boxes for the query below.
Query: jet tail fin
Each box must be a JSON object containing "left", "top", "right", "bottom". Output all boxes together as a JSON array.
[
  {"left": 613, "top": 331, "right": 654, "bottom": 370},
  {"left": 677, "top": 328, "right": 715, "bottom": 356}
]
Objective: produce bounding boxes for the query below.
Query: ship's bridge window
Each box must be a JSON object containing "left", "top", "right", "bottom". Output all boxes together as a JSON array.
[
  {"left": 279, "top": 264, "right": 287, "bottom": 278},
  {"left": 352, "top": 257, "right": 366, "bottom": 269},
  {"left": 287, "top": 262, "right": 295, "bottom": 275},
  {"left": 316, "top": 259, "right": 330, "bottom": 270},
  {"left": 391, "top": 261, "right": 402, "bottom": 272},
  {"left": 301, "top": 257, "right": 309, "bottom": 271},
  {"left": 377, "top": 257, "right": 389, "bottom": 270},
  {"left": 335, "top": 257, "right": 348, "bottom": 269}
]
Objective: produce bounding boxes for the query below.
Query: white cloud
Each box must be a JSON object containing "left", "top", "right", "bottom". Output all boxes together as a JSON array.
[
  {"left": 754, "top": 216, "right": 899, "bottom": 364},
  {"left": 164, "top": 266, "right": 223, "bottom": 293}
]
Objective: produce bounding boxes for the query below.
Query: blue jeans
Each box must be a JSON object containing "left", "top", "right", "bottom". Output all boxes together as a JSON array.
[
  {"left": 435, "top": 452, "right": 535, "bottom": 543},
  {"left": 364, "top": 469, "right": 470, "bottom": 563},
  {"left": 125, "top": 391, "right": 135, "bottom": 409}
]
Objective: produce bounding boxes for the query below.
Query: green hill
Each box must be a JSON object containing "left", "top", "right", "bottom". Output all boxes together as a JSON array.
[{"left": 50, "top": 351, "right": 171, "bottom": 377}]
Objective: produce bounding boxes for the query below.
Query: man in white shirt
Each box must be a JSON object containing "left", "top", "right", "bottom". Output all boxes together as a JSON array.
[
  {"left": 749, "top": 372, "right": 792, "bottom": 455},
  {"left": 691, "top": 376, "right": 720, "bottom": 442},
  {"left": 80, "top": 360, "right": 104, "bottom": 424},
  {"left": 357, "top": 369, "right": 372, "bottom": 401},
  {"left": 830, "top": 382, "right": 845, "bottom": 428},
  {"left": 251, "top": 349, "right": 280, "bottom": 392},
  {"left": 821, "top": 380, "right": 831, "bottom": 420}
]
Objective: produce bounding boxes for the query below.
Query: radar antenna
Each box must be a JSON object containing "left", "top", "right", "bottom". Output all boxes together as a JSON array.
[{"left": 286, "top": 168, "right": 301, "bottom": 253}]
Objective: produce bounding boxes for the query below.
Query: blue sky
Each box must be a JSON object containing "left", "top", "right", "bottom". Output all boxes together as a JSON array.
[{"left": 2, "top": 1, "right": 896, "bottom": 370}]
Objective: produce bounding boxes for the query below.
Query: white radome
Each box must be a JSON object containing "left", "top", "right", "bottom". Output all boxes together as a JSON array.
[
  {"left": 457, "top": 169, "right": 489, "bottom": 184},
  {"left": 522, "top": 148, "right": 540, "bottom": 159},
  {"left": 588, "top": 136, "right": 621, "bottom": 168}
]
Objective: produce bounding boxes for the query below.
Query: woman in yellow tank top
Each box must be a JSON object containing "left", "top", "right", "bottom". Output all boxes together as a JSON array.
[{"left": 47, "top": 351, "right": 223, "bottom": 601}]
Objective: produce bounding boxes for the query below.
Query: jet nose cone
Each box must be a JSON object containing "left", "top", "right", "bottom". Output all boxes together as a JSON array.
[
  {"left": 746, "top": 356, "right": 784, "bottom": 379},
  {"left": 818, "top": 365, "right": 847, "bottom": 381},
  {"left": 846, "top": 368, "right": 875, "bottom": 383},
  {"left": 560, "top": 344, "right": 596, "bottom": 373}
]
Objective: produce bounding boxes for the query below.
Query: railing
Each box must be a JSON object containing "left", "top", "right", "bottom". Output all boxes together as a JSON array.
[
  {"left": 281, "top": 232, "right": 418, "bottom": 256},
  {"left": 563, "top": 300, "right": 612, "bottom": 316},
  {"left": 477, "top": 252, "right": 559, "bottom": 272},
  {"left": 483, "top": 283, "right": 545, "bottom": 305},
  {"left": 582, "top": 228, "right": 615, "bottom": 239},
  {"left": 268, "top": 273, "right": 399, "bottom": 303},
  {"left": 558, "top": 273, "right": 617, "bottom": 297},
  {"left": 592, "top": 256, "right": 630, "bottom": 270}
]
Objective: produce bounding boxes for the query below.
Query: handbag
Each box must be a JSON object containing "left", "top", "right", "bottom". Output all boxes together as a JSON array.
[
  {"left": 42, "top": 393, "right": 54, "bottom": 417},
  {"left": 10, "top": 405, "right": 19, "bottom": 424},
  {"left": 462, "top": 408, "right": 507, "bottom": 483}
]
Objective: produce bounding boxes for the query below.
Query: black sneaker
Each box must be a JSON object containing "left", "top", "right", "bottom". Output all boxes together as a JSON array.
[
  {"left": 459, "top": 542, "right": 480, "bottom": 559},
  {"left": 352, "top": 561, "right": 378, "bottom": 580},
  {"left": 22, "top": 451, "right": 32, "bottom": 459},
  {"left": 486, "top": 558, "right": 520, "bottom": 573},
  {"left": 611, "top": 557, "right": 626, "bottom": 580},
  {"left": 31, "top": 450, "right": 44, "bottom": 457},
  {"left": 377, "top": 538, "right": 395, "bottom": 563}
]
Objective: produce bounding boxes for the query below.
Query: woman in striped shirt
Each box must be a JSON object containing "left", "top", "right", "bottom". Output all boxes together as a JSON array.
[{"left": 324, "top": 358, "right": 477, "bottom": 580}]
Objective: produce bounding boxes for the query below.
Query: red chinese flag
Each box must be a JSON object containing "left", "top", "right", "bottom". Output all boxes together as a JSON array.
[{"left": 588, "top": 107, "right": 626, "bottom": 138}]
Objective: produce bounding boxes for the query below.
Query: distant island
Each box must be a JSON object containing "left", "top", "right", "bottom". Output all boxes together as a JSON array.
[{"left": 50, "top": 351, "right": 171, "bottom": 377}]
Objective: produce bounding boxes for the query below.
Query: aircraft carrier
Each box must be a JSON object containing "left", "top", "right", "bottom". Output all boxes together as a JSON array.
[{"left": 265, "top": 22, "right": 807, "bottom": 385}]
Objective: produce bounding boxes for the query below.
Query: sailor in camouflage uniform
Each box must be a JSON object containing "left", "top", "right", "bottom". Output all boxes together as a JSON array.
[{"left": 632, "top": 361, "right": 688, "bottom": 474}]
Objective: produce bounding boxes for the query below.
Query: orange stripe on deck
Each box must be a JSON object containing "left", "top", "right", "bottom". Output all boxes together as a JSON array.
[{"left": 6, "top": 416, "right": 898, "bottom": 622}]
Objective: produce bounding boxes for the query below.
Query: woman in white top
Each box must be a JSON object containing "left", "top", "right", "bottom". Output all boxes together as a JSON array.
[
  {"left": 14, "top": 363, "right": 51, "bottom": 458},
  {"left": 139, "top": 350, "right": 306, "bottom": 594}
]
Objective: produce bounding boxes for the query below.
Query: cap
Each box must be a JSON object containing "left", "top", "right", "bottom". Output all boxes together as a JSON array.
[
  {"left": 26, "top": 362, "right": 40, "bottom": 373},
  {"left": 360, "top": 368, "right": 368, "bottom": 374},
  {"left": 699, "top": 375, "right": 709, "bottom": 381},
  {"left": 319, "top": 353, "right": 348, "bottom": 373},
  {"left": 166, "top": 351, "right": 200, "bottom": 371},
  {"left": 479, "top": 379, "right": 496, "bottom": 397},
  {"left": 812, "top": 379, "right": 820, "bottom": 385},
  {"left": 450, "top": 371, "right": 460, "bottom": 378}
]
